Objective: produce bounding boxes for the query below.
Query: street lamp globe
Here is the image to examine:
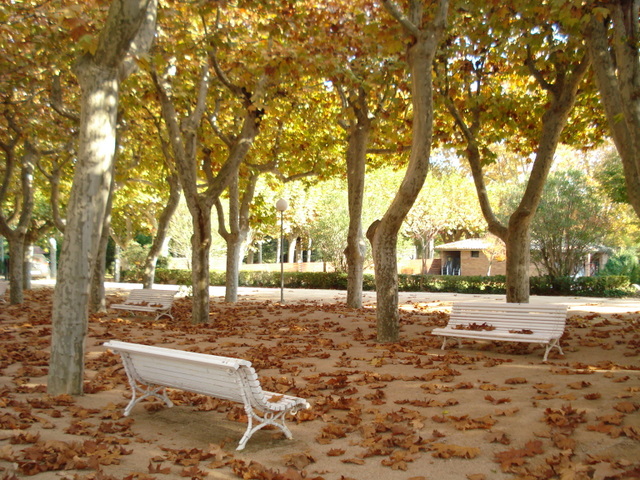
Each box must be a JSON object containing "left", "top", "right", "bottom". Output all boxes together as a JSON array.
[{"left": 276, "top": 198, "right": 288, "bottom": 212}]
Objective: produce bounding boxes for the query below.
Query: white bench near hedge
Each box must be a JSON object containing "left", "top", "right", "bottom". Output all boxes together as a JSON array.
[
  {"left": 431, "top": 302, "right": 568, "bottom": 361},
  {"left": 104, "top": 341, "right": 310, "bottom": 450},
  {"left": 109, "top": 289, "right": 176, "bottom": 321}
]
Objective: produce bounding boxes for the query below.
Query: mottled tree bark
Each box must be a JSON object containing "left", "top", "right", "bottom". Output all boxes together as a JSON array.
[
  {"left": 49, "top": 0, "right": 157, "bottom": 395},
  {"left": 584, "top": 2, "right": 640, "bottom": 218},
  {"left": 369, "top": 0, "right": 448, "bottom": 342}
]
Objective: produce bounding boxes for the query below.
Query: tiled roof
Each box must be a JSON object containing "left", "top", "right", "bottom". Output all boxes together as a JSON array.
[{"left": 434, "top": 238, "right": 489, "bottom": 251}]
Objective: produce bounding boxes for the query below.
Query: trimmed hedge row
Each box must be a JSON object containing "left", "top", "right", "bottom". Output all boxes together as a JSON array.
[{"left": 120, "top": 269, "right": 635, "bottom": 298}]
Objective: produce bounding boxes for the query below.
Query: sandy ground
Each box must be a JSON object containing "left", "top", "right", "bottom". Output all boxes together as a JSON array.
[{"left": 0, "top": 285, "right": 638, "bottom": 480}]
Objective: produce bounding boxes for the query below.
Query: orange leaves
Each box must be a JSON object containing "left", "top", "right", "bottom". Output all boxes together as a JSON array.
[
  {"left": 381, "top": 450, "right": 415, "bottom": 470},
  {"left": 431, "top": 443, "right": 480, "bottom": 459},
  {"left": 316, "top": 423, "right": 351, "bottom": 444},
  {"left": 283, "top": 451, "right": 315, "bottom": 469},
  {"left": 1, "top": 288, "right": 639, "bottom": 479},
  {"left": 6, "top": 438, "right": 133, "bottom": 475},
  {"left": 505, "top": 377, "right": 528, "bottom": 384},
  {"left": 494, "top": 440, "right": 544, "bottom": 472},
  {"left": 543, "top": 404, "right": 587, "bottom": 433},
  {"left": 484, "top": 394, "right": 511, "bottom": 405},
  {"left": 613, "top": 401, "right": 638, "bottom": 414}
]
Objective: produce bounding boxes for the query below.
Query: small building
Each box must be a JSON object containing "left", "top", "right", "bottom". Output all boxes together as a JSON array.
[
  {"left": 435, "top": 238, "right": 506, "bottom": 276},
  {"left": 435, "top": 238, "right": 610, "bottom": 277}
]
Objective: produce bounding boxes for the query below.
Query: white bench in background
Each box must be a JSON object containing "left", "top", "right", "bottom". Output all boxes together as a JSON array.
[
  {"left": 0, "top": 282, "right": 7, "bottom": 303},
  {"left": 431, "top": 302, "right": 568, "bottom": 361},
  {"left": 104, "top": 341, "right": 310, "bottom": 450},
  {"left": 109, "top": 289, "right": 176, "bottom": 320}
]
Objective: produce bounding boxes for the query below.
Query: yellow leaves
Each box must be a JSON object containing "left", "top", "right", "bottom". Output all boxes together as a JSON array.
[{"left": 77, "top": 34, "right": 99, "bottom": 56}]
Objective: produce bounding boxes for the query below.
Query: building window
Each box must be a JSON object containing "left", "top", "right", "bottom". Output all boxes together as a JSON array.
[{"left": 470, "top": 251, "right": 480, "bottom": 258}]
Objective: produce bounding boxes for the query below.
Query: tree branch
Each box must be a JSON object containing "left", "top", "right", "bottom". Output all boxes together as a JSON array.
[{"left": 382, "top": 0, "right": 420, "bottom": 37}]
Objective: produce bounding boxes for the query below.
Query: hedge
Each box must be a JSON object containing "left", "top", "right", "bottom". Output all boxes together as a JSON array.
[{"left": 119, "top": 269, "right": 635, "bottom": 298}]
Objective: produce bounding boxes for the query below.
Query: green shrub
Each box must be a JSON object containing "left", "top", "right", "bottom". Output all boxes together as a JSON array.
[
  {"left": 120, "top": 269, "right": 634, "bottom": 298},
  {"left": 530, "top": 275, "right": 634, "bottom": 297}
]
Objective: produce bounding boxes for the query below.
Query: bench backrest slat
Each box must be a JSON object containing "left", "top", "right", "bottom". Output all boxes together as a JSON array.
[
  {"left": 124, "top": 289, "right": 175, "bottom": 306},
  {"left": 449, "top": 303, "right": 566, "bottom": 335},
  {"left": 106, "top": 341, "right": 269, "bottom": 407}
]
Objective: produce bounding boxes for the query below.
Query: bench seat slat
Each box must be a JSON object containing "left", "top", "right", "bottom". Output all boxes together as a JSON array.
[
  {"left": 104, "top": 340, "right": 309, "bottom": 450},
  {"left": 431, "top": 302, "right": 567, "bottom": 361}
]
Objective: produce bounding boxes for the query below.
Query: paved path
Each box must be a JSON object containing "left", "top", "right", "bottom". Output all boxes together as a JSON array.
[
  {"left": 100, "top": 282, "right": 640, "bottom": 315},
  {"left": 32, "top": 279, "right": 640, "bottom": 314}
]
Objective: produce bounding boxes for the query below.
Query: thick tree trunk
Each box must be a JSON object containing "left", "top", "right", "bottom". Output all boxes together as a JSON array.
[
  {"left": 142, "top": 172, "right": 181, "bottom": 289},
  {"left": 344, "top": 93, "right": 370, "bottom": 309},
  {"left": 190, "top": 204, "right": 212, "bottom": 324},
  {"left": 367, "top": 220, "right": 400, "bottom": 341},
  {"left": 8, "top": 239, "right": 25, "bottom": 304},
  {"left": 48, "top": 0, "right": 157, "bottom": 395},
  {"left": 370, "top": 0, "right": 448, "bottom": 343},
  {"left": 584, "top": 6, "right": 640, "bottom": 218},
  {"left": 50, "top": 66, "right": 120, "bottom": 395},
  {"left": 505, "top": 215, "right": 531, "bottom": 302}
]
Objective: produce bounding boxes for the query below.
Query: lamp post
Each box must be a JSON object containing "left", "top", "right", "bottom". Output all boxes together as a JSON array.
[{"left": 275, "top": 198, "right": 288, "bottom": 303}]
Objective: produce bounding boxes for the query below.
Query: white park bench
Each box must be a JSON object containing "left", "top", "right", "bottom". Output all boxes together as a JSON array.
[
  {"left": 0, "top": 282, "right": 7, "bottom": 303},
  {"left": 431, "top": 302, "right": 568, "bottom": 361},
  {"left": 109, "top": 289, "right": 176, "bottom": 321},
  {"left": 103, "top": 340, "right": 310, "bottom": 450}
]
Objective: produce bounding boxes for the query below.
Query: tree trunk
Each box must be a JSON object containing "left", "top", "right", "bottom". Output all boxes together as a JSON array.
[
  {"left": 445, "top": 31, "right": 590, "bottom": 303},
  {"left": 90, "top": 231, "right": 109, "bottom": 314},
  {"left": 114, "top": 244, "right": 121, "bottom": 282},
  {"left": 344, "top": 89, "right": 370, "bottom": 309},
  {"left": 0, "top": 143, "right": 37, "bottom": 304},
  {"left": 369, "top": 0, "right": 448, "bottom": 343},
  {"left": 288, "top": 236, "right": 297, "bottom": 264},
  {"left": 23, "top": 246, "right": 32, "bottom": 291},
  {"left": 48, "top": 0, "right": 157, "bottom": 396},
  {"left": 8, "top": 239, "right": 25, "bottom": 304},
  {"left": 152, "top": 57, "right": 261, "bottom": 318},
  {"left": 49, "top": 65, "right": 120, "bottom": 395},
  {"left": 225, "top": 233, "right": 242, "bottom": 302},
  {"left": 90, "top": 165, "right": 115, "bottom": 314},
  {"left": 190, "top": 202, "right": 212, "bottom": 324},
  {"left": 142, "top": 172, "right": 181, "bottom": 289},
  {"left": 218, "top": 171, "right": 255, "bottom": 303},
  {"left": 505, "top": 215, "right": 531, "bottom": 302},
  {"left": 367, "top": 220, "right": 401, "bottom": 341},
  {"left": 584, "top": 5, "right": 640, "bottom": 218},
  {"left": 276, "top": 236, "right": 282, "bottom": 265}
]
